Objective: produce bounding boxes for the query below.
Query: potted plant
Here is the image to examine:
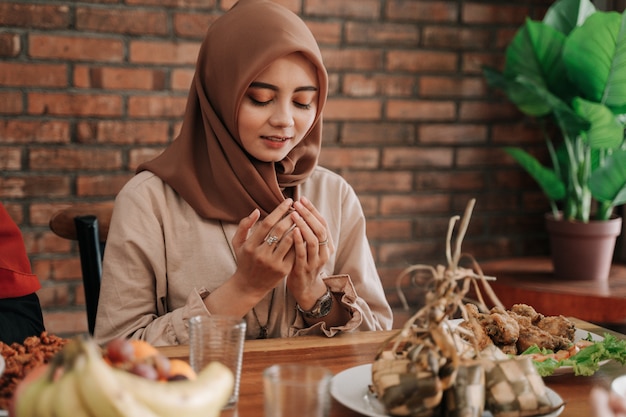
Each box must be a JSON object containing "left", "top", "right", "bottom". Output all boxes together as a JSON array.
[{"left": 483, "top": 0, "right": 626, "bottom": 281}]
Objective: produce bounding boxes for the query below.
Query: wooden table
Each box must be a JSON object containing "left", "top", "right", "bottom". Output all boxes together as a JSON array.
[
  {"left": 479, "top": 257, "right": 626, "bottom": 325},
  {"left": 158, "top": 319, "right": 626, "bottom": 417}
]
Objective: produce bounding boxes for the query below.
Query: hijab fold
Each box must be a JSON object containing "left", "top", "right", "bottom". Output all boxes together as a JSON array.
[{"left": 137, "top": 0, "right": 328, "bottom": 223}]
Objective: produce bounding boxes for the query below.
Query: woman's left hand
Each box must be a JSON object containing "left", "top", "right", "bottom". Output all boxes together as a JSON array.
[{"left": 285, "top": 196, "right": 334, "bottom": 309}]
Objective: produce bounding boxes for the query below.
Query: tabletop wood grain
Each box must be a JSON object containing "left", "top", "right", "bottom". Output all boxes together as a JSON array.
[{"left": 158, "top": 318, "right": 626, "bottom": 417}]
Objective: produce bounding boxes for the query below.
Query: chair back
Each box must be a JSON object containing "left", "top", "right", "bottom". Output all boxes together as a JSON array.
[{"left": 49, "top": 202, "right": 113, "bottom": 335}]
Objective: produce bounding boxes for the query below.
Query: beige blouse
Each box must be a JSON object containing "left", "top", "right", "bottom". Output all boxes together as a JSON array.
[{"left": 94, "top": 167, "right": 393, "bottom": 346}]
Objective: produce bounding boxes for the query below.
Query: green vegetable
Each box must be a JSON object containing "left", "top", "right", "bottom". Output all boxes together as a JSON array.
[{"left": 518, "top": 333, "right": 626, "bottom": 377}]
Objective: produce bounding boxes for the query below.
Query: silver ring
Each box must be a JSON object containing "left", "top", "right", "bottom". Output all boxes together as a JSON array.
[
  {"left": 265, "top": 235, "right": 279, "bottom": 246},
  {"left": 318, "top": 239, "right": 328, "bottom": 246}
]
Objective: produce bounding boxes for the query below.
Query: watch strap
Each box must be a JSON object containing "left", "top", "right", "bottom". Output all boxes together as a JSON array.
[{"left": 296, "top": 287, "right": 333, "bottom": 319}]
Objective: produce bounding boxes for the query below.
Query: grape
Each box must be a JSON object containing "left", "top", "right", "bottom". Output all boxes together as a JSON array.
[
  {"left": 129, "top": 362, "right": 159, "bottom": 381},
  {"left": 151, "top": 354, "right": 171, "bottom": 380},
  {"left": 105, "top": 338, "right": 135, "bottom": 364},
  {"left": 167, "top": 374, "right": 189, "bottom": 382}
]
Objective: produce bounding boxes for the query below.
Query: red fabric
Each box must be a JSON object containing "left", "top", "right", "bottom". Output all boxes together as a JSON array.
[{"left": 0, "top": 203, "right": 41, "bottom": 298}]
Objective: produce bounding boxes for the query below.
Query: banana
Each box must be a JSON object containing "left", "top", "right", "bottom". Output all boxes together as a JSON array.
[
  {"left": 111, "top": 361, "right": 234, "bottom": 417},
  {"left": 72, "top": 338, "right": 159, "bottom": 417},
  {"left": 15, "top": 360, "right": 60, "bottom": 417},
  {"left": 32, "top": 382, "right": 57, "bottom": 417},
  {"left": 51, "top": 368, "right": 94, "bottom": 417}
]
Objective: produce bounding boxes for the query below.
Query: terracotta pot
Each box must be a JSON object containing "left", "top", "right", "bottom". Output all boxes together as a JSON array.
[{"left": 545, "top": 214, "right": 622, "bottom": 281}]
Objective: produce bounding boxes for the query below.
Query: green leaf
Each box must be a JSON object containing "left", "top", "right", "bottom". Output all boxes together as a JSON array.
[
  {"left": 590, "top": 149, "right": 626, "bottom": 205},
  {"left": 483, "top": 67, "right": 552, "bottom": 116},
  {"left": 564, "top": 11, "right": 626, "bottom": 110},
  {"left": 504, "top": 147, "right": 566, "bottom": 201},
  {"left": 505, "top": 19, "right": 576, "bottom": 100},
  {"left": 543, "top": 0, "right": 596, "bottom": 35},
  {"left": 572, "top": 98, "right": 624, "bottom": 149}
]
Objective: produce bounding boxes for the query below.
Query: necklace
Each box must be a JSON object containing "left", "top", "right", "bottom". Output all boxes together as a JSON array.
[{"left": 219, "top": 221, "right": 276, "bottom": 339}]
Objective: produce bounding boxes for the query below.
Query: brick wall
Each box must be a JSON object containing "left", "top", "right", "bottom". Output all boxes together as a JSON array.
[{"left": 0, "top": 0, "right": 603, "bottom": 337}]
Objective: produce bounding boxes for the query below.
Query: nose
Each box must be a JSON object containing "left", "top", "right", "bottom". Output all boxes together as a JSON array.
[{"left": 269, "top": 101, "right": 294, "bottom": 128}]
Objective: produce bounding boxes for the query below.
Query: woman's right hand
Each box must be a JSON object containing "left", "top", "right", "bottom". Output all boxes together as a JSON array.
[{"left": 230, "top": 199, "right": 298, "bottom": 296}]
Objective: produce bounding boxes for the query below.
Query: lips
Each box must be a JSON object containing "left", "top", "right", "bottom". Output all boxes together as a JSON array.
[{"left": 262, "top": 136, "right": 292, "bottom": 142}]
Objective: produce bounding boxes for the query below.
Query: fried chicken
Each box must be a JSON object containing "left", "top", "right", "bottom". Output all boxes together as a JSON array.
[{"left": 463, "top": 303, "right": 576, "bottom": 355}]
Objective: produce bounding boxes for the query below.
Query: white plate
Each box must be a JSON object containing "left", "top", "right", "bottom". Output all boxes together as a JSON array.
[{"left": 331, "top": 364, "right": 565, "bottom": 417}]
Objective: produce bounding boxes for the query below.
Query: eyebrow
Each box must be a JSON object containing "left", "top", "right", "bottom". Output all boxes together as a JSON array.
[{"left": 249, "top": 81, "right": 318, "bottom": 93}]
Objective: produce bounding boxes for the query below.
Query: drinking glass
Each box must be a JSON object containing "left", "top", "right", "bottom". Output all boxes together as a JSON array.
[
  {"left": 263, "top": 364, "right": 332, "bottom": 417},
  {"left": 189, "top": 315, "right": 246, "bottom": 409}
]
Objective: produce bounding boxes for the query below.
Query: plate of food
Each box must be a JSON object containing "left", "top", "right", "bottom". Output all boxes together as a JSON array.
[
  {"left": 331, "top": 364, "right": 565, "bottom": 417},
  {"left": 446, "top": 303, "right": 626, "bottom": 377}
]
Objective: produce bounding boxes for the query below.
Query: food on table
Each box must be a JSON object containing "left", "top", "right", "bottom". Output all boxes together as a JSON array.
[
  {"left": 0, "top": 332, "right": 69, "bottom": 411},
  {"left": 12, "top": 337, "right": 234, "bottom": 417},
  {"left": 104, "top": 338, "right": 196, "bottom": 381},
  {"left": 462, "top": 303, "right": 576, "bottom": 354},
  {"left": 371, "top": 199, "right": 564, "bottom": 417}
]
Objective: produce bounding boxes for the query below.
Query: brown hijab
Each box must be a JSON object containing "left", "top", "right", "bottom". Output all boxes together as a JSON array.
[{"left": 137, "top": 0, "right": 328, "bottom": 223}]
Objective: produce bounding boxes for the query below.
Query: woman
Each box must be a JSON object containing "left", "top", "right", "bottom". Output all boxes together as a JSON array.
[
  {"left": 94, "top": 0, "right": 393, "bottom": 346},
  {"left": 0, "top": 202, "right": 45, "bottom": 344}
]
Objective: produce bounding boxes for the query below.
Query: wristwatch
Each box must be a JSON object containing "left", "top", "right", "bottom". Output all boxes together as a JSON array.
[{"left": 297, "top": 287, "right": 333, "bottom": 319}]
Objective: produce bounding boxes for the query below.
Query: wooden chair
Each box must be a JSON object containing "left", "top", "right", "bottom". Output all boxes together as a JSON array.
[{"left": 49, "top": 202, "right": 114, "bottom": 335}]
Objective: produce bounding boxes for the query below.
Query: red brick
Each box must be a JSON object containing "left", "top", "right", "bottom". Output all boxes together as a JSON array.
[
  {"left": 126, "top": 0, "right": 217, "bottom": 8},
  {"left": 456, "top": 147, "right": 509, "bottom": 167},
  {"left": 0, "top": 176, "right": 70, "bottom": 198},
  {"left": 463, "top": 4, "right": 529, "bottom": 25},
  {"left": 378, "top": 241, "right": 441, "bottom": 265},
  {"left": 174, "top": 12, "right": 221, "bottom": 38},
  {"left": 305, "top": 0, "right": 380, "bottom": 18},
  {"left": 37, "top": 285, "right": 69, "bottom": 309},
  {"left": 387, "top": 51, "right": 457, "bottom": 72},
  {"left": 321, "top": 49, "right": 383, "bottom": 71},
  {"left": 129, "top": 40, "right": 200, "bottom": 65},
  {"left": 43, "top": 311, "right": 88, "bottom": 336},
  {"left": 341, "top": 122, "right": 414, "bottom": 145},
  {"left": 77, "top": 174, "right": 133, "bottom": 197},
  {"left": 0, "top": 149, "right": 22, "bottom": 171},
  {"left": 172, "top": 69, "right": 195, "bottom": 91},
  {"left": 491, "top": 122, "right": 543, "bottom": 145},
  {"left": 29, "top": 35, "right": 124, "bottom": 62},
  {"left": 0, "top": 120, "right": 70, "bottom": 144},
  {"left": 306, "top": 21, "right": 342, "bottom": 45},
  {"left": 382, "top": 148, "right": 454, "bottom": 168},
  {"left": 416, "top": 171, "right": 485, "bottom": 191},
  {"left": 380, "top": 194, "right": 451, "bottom": 216},
  {"left": 76, "top": 120, "right": 170, "bottom": 144},
  {"left": 0, "top": 63, "right": 67, "bottom": 87},
  {"left": 28, "top": 93, "right": 123, "bottom": 117},
  {"left": 76, "top": 7, "right": 168, "bottom": 35},
  {"left": 386, "top": 1, "right": 458, "bottom": 22},
  {"left": 0, "top": 91, "right": 22, "bottom": 114},
  {"left": 324, "top": 99, "right": 382, "bottom": 121},
  {"left": 27, "top": 231, "right": 72, "bottom": 255},
  {"left": 129, "top": 148, "right": 167, "bottom": 170},
  {"left": 0, "top": 3, "right": 70, "bottom": 29},
  {"left": 318, "top": 148, "right": 379, "bottom": 169},
  {"left": 366, "top": 219, "right": 413, "bottom": 241},
  {"left": 419, "top": 124, "right": 487, "bottom": 145},
  {"left": 74, "top": 66, "right": 166, "bottom": 90},
  {"left": 420, "top": 76, "right": 486, "bottom": 98},
  {"left": 343, "top": 171, "right": 413, "bottom": 193},
  {"left": 346, "top": 22, "right": 419, "bottom": 45},
  {"left": 459, "top": 102, "right": 520, "bottom": 122},
  {"left": 463, "top": 52, "right": 505, "bottom": 74},
  {"left": 127, "top": 96, "right": 187, "bottom": 118},
  {"left": 423, "top": 27, "right": 491, "bottom": 49},
  {"left": 29, "top": 148, "right": 123, "bottom": 171},
  {"left": 343, "top": 74, "right": 415, "bottom": 97},
  {"left": 0, "top": 32, "right": 20, "bottom": 57},
  {"left": 387, "top": 100, "right": 455, "bottom": 121}
]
